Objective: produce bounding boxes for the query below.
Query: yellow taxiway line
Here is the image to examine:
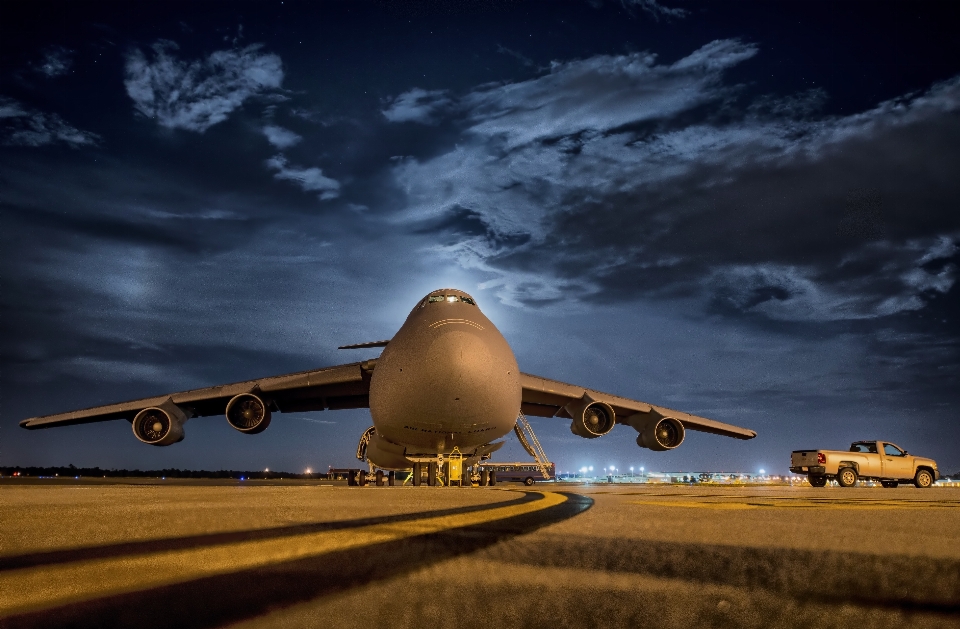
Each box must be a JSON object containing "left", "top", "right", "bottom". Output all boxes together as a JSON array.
[
  {"left": 0, "top": 490, "right": 566, "bottom": 618},
  {"left": 629, "top": 497, "right": 960, "bottom": 510}
]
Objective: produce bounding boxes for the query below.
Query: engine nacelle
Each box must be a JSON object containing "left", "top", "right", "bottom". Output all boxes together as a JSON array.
[
  {"left": 565, "top": 395, "right": 616, "bottom": 439},
  {"left": 633, "top": 415, "right": 685, "bottom": 451},
  {"left": 226, "top": 393, "right": 272, "bottom": 434},
  {"left": 133, "top": 403, "right": 187, "bottom": 446}
]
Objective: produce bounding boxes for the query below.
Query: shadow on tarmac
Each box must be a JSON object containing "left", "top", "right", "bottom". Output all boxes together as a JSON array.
[
  {"left": 485, "top": 536, "right": 960, "bottom": 615},
  {"left": 0, "top": 492, "right": 593, "bottom": 629}
]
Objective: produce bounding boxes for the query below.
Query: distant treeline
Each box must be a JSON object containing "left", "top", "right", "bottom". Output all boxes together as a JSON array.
[{"left": 0, "top": 465, "right": 328, "bottom": 480}]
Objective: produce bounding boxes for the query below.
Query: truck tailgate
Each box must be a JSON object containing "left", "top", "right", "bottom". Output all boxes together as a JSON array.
[{"left": 792, "top": 450, "right": 820, "bottom": 468}]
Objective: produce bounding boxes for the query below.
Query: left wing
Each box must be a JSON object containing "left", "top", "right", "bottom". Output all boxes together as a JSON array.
[
  {"left": 20, "top": 360, "right": 376, "bottom": 430},
  {"left": 519, "top": 372, "right": 756, "bottom": 440}
]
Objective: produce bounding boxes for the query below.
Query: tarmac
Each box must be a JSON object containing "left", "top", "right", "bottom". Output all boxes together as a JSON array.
[{"left": 1, "top": 478, "right": 958, "bottom": 628}]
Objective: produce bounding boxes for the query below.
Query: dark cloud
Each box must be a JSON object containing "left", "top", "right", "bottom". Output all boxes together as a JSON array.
[{"left": 388, "top": 43, "right": 960, "bottom": 321}]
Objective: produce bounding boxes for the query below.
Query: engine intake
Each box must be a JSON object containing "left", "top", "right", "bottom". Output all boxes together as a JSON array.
[
  {"left": 565, "top": 395, "right": 616, "bottom": 439},
  {"left": 635, "top": 415, "right": 685, "bottom": 451},
  {"left": 133, "top": 403, "right": 187, "bottom": 446},
  {"left": 226, "top": 393, "right": 272, "bottom": 434}
]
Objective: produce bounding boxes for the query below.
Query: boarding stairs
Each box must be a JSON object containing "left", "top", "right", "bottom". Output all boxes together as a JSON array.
[{"left": 513, "top": 412, "right": 552, "bottom": 479}]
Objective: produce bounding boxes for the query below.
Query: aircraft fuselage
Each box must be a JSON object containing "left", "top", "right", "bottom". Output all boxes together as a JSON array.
[{"left": 367, "top": 289, "right": 520, "bottom": 466}]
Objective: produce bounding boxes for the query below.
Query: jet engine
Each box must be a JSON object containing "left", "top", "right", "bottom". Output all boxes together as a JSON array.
[
  {"left": 634, "top": 415, "right": 685, "bottom": 451},
  {"left": 565, "top": 395, "right": 616, "bottom": 439},
  {"left": 132, "top": 403, "right": 187, "bottom": 446},
  {"left": 226, "top": 393, "right": 272, "bottom": 434}
]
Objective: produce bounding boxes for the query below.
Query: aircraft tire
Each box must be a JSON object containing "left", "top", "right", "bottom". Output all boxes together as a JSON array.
[
  {"left": 488, "top": 470, "right": 497, "bottom": 486},
  {"left": 388, "top": 471, "right": 396, "bottom": 486},
  {"left": 375, "top": 470, "right": 384, "bottom": 486},
  {"left": 348, "top": 470, "right": 358, "bottom": 487},
  {"left": 357, "top": 470, "right": 368, "bottom": 487},
  {"left": 412, "top": 463, "right": 422, "bottom": 486},
  {"left": 478, "top": 469, "right": 488, "bottom": 486},
  {"left": 427, "top": 462, "right": 438, "bottom": 486}
]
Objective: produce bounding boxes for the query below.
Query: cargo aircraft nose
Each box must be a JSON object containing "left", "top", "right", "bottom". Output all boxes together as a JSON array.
[{"left": 368, "top": 289, "right": 521, "bottom": 453}]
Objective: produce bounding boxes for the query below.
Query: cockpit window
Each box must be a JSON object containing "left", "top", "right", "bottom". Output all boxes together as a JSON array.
[{"left": 426, "top": 294, "right": 477, "bottom": 305}]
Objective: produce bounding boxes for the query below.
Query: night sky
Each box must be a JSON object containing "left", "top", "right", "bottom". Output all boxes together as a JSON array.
[{"left": 2, "top": 1, "right": 958, "bottom": 475}]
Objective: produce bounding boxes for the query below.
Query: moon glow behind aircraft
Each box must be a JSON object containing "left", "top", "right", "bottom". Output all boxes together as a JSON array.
[{"left": 21, "top": 289, "right": 756, "bottom": 469}]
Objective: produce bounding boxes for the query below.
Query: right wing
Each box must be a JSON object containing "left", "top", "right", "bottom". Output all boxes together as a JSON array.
[
  {"left": 519, "top": 372, "right": 756, "bottom": 440},
  {"left": 20, "top": 360, "right": 376, "bottom": 430}
]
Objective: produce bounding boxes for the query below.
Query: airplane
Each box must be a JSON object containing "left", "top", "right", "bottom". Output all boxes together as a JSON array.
[{"left": 20, "top": 288, "right": 756, "bottom": 485}]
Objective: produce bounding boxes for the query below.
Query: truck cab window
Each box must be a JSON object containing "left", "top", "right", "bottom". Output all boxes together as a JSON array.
[{"left": 883, "top": 443, "right": 904, "bottom": 457}]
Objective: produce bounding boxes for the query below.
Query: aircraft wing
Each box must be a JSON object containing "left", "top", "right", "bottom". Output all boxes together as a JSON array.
[
  {"left": 20, "top": 361, "right": 374, "bottom": 430},
  {"left": 519, "top": 372, "right": 756, "bottom": 440}
]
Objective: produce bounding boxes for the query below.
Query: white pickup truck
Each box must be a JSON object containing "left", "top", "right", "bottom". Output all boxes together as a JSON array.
[{"left": 790, "top": 441, "right": 939, "bottom": 488}]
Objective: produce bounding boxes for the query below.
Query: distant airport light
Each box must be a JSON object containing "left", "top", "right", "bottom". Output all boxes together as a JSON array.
[
  {"left": 759, "top": 469, "right": 766, "bottom": 475},
  {"left": 306, "top": 468, "right": 312, "bottom": 474},
  {"left": 265, "top": 468, "right": 269, "bottom": 472},
  {"left": 588, "top": 466, "right": 593, "bottom": 472}
]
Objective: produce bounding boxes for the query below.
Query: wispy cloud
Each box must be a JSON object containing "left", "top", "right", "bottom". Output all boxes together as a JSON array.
[
  {"left": 265, "top": 154, "right": 340, "bottom": 200},
  {"left": 261, "top": 124, "right": 301, "bottom": 148},
  {"left": 381, "top": 88, "right": 452, "bottom": 124},
  {"left": 0, "top": 96, "right": 99, "bottom": 147},
  {"left": 124, "top": 40, "right": 283, "bottom": 132},
  {"left": 621, "top": 0, "right": 689, "bottom": 20},
  {"left": 33, "top": 46, "right": 74, "bottom": 77}
]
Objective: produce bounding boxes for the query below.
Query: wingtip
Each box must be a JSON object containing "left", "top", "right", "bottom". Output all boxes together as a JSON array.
[{"left": 19, "top": 418, "right": 35, "bottom": 429}]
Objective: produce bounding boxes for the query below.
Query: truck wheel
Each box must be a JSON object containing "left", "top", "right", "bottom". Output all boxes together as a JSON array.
[
  {"left": 836, "top": 467, "right": 858, "bottom": 487},
  {"left": 880, "top": 480, "right": 898, "bottom": 488},
  {"left": 914, "top": 469, "right": 933, "bottom": 488},
  {"left": 524, "top": 477, "right": 535, "bottom": 486},
  {"left": 809, "top": 475, "right": 827, "bottom": 487}
]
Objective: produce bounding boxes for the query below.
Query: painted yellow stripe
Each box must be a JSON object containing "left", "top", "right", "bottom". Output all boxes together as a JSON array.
[
  {"left": 629, "top": 499, "right": 960, "bottom": 510},
  {"left": 1, "top": 490, "right": 566, "bottom": 617}
]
